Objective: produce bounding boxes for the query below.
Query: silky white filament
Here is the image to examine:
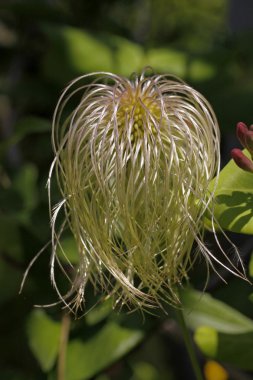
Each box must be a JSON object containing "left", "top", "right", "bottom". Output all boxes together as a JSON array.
[{"left": 48, "top": 70, "right": 245, "bottom": 312}]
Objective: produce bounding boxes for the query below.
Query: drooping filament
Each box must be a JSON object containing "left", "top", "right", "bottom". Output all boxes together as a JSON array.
[{"left": 48, "top": 70, "right": 245, "bottom": 313}]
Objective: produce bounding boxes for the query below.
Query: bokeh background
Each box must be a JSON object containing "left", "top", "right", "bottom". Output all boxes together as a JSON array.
[{"left": 1, "top": 1, "right": 253, "bottom": 379}]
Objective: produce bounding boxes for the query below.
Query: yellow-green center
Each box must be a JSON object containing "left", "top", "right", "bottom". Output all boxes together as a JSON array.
[{"left": 116, "top": 91, "right": 161, "bottom": 141}]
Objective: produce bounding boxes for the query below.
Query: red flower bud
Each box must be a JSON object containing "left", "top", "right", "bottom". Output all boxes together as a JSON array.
[
  {"left": 231, "top": 148, "right": 253, "bottom": 173},
  {"left": 236, "top": 122, "right": 253, "bottom": 155}
]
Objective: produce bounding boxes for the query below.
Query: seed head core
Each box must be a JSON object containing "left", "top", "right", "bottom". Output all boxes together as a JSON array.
[{"left": 116, "top": 87, "right": 161, "bottom": 141}]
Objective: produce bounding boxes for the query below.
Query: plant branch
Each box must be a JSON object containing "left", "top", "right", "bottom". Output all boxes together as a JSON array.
[
  {"left": 176, "top": 308, "right": 204, "bottom": 380},
  {"left": 57, "top": 312, "right": 71, "bottom": 380}
]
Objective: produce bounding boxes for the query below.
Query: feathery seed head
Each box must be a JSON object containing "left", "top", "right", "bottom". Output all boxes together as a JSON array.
[{"left": 48, "top": 70, "right": 240, "bottom": 313}]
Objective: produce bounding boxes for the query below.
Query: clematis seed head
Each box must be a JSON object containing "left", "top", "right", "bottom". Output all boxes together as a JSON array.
[{"left": 48, "top": 70, "right": 244, "bottom": 313}]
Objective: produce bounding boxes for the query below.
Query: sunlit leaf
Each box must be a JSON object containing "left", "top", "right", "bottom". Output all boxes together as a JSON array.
[
  {"left": 208, "top": 150, "right": 253, "bottom": 234},
  {"left": 186, "top": 290, "right": 253, "bottom": 370},
  {"left": 132, "top": 361, "right": 161, "bottom": 380},
  {"left": 195, "top": 328, "right": 253, "bottom": 371},
  {"left": 106, "top": 35, "right": 144, "bottom": 76},
  {"left": 146, "top": 48, "right": 186, "bottom": 77},
  {"left": 42, "top": 26, "right": 113, "bottom": 84},
  {"left": 194, "top": 326, "right": 218, "bottom": 357},
  {"left": 65, "top": 322, "right": 144, "bottom": 380},
  {"left": 181, "top": 288, "right": 253, "bottom": 333},
  {"left": 26, "top": 310, "right": 61, "bottom": 372},
  {"left": 188, "top": 59, "right": 216, "bottom": 81}
]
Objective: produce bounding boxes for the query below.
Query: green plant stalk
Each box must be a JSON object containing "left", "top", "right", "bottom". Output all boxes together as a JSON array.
[
  {"left": 176, "top": 308, "right": 204, "bottom": 380},
  {"left": 57, "top": 313, "right": 71, "bottom": 380}
]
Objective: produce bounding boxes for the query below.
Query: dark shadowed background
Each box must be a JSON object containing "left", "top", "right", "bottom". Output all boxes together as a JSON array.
[{"left": 1, "top": 1, "right": 253, "bottom": 379}]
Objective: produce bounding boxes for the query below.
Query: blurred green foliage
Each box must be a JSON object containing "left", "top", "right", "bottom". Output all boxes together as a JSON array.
[{"left": 1, "top": 0, "right": 253, "bottom": 379}]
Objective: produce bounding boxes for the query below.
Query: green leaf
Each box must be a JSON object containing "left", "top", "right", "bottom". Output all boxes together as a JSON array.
[
  {"left": 217, "top": 332, "right": 253, "bottom": 370},
  {"left": 14, "top": 116, "right": 51, "bottom": 136},
  {"left": 26, "top": 310, "right": 61, "bottom": 372},
  {"left": 184, "top": 289, "right": 253, "bottom": 370},
  {"left": 85, "top": 298, "right": 113, "bottom": 326},
  {"left": 181, "top": 288, "right": 253, "bottom": 333},
  {"left": 194, "top": 326, "right": 218, "bottom": 357},
  {"left": 0, "top": 258, "right": 22, "bottom": 304},
  {"left": 65, "top": 322, "right": 144, "bottom": 380},
  {"left": 248, "top": 293, "right": 253, "bottom": 303},
  {"left": 194, "top": 328, "right": 253, "bottom": 371},
  {"left": 42, "top": 26, "right": 113, "bottom": 84},
  {"left": 56, "top": 237, "right": 79, "bottom": 265},
  {"left": 146, "top": 48, "right": 187, "bottom": 77},
  {"left": 209, "top": 151, "right": 253, "bottom": 234},
  {"left": 106, "top": 35, "right": 144, "bottom": 76},
  {"left": 132, "top": 361, "right": 160, "bottom": 380},
  {"left": 0, "top": 217, "right": 22, "bottom": 259},
  {"left": 0, "top": 163, "right": 38, "bottom": 226},
  {"left": 14, "top": 163, "right": 38, "bottom": 215},
  {"left": 249, "top": 252, "right": 253, "bottom": 277},
  {"left": 0, "top": 369, "right": 31, "bottom": 380},
  {"left": 188, "top": 59, "right": 216, "bottom": 81}
]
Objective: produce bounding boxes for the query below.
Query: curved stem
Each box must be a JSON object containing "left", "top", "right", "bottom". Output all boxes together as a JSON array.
[
  {"left": 176, "top": 308, "right": 204, "bottom": 380},
  {"left": 57, "top": 313, "right": 71, "bottom": 380}
]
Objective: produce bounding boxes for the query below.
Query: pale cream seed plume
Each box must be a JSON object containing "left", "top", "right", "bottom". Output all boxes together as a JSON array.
[{"left": 48, "top": 70, "right": 245, "bottom": 313}]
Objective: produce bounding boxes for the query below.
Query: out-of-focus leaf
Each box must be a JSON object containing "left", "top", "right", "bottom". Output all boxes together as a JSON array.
[
  {"left": 17, "top": 116, "right": 51, "bottom": 135},
  {"left": 0, "top": 370, "right": 31, "bottom": 380},
  {"left": 181, "top": 288, "right": 253, "bottom": 333},
  {"left": 106, "top": 35, "right": 144, "bottom": 76},
  {"left": 65, "top": 322, "right": 144, "bottom": 380},
  {"left": 249, "top": 252, "right": 253, "bottom": 277},
  {"left": 42, "top": 26, "right": 113, "bottom": 84},
  {"left": 208, "top": 150, "right": 253, "bottom": 234},
  {"left": 194, "top": 326, "right": 218, "bottom": 357},
  {"left": 217, "top": 332, "right": 253, "bottom": 371},
  {"left": 0, "top": 0, "right": 65, "bottom": 21},
  {"left": 195, "top": 327, "right": 253, "bottom": 371},
  {"left": 0, "top": 259, "right": 22, "bottom": 304},
  {"left": 85, "top": 298, "right": 113, "bottom": 326},
  {"left": 95, "top": 375, "right": 110, "bottom": 380},
  {"left": 0, "top": 217, "right": 22, "bottom": 258},
  {"left": 0, "top": 164, "right": 38, "bottom": 234},
  {"left": 132, "top": 361, "right": 161, "bottom": 380},
  {"left": 26, "top": 310, "right": 61, "bottom": 372},
  {"left": 0, "top": 117, "right": 51, "bottom": 158},
  {"left": 188, "top": 59, "right": 216, "bottom": 81},
  {"left": 14, "top": 163, "right": 38, "bottom": 216},
  {"left": 189, "top": 290, "right": 253, "bottom": 370},
  {"left": 146, "top": 49, "right": 216, "bottom": 81},
  {"left": 249, "top": 293, "right": 253, "bottom": 303},
  {"left": 146, "top": 48, "right": 187, "bottom": 77},
  {"left": 56, "top": 236, "right": 79, "bottom": 265}
]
